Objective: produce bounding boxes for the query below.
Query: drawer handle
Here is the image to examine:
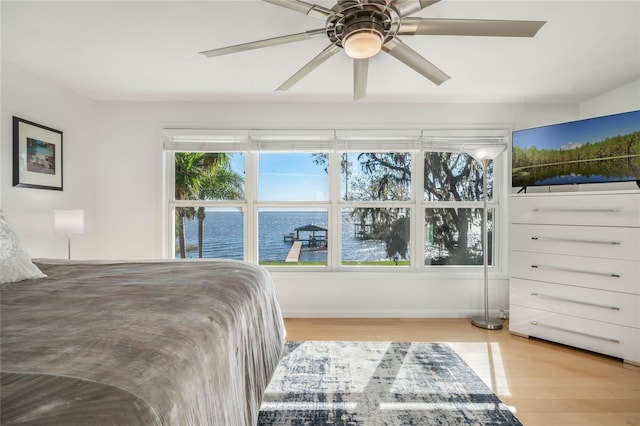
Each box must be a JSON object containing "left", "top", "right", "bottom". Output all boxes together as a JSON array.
[
  {"left": 532, "top": 208, "right": 621, "bottom": 213},
  {"left": 530, "top": 293, "right": 621, "bottom": 311},
  {"left": 531, "top": 236, "right": 621, "bottom": 246},
  {"left": 531, "top": 264, "right": 621, "bottom": 278},
  {"left": 530, "top": 321, "right": 620, "bottom": 343}
]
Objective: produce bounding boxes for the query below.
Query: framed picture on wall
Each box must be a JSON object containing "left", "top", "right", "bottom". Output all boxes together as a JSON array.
[{"left": 13, "top": 116, "right": 63, "bottom": 191}]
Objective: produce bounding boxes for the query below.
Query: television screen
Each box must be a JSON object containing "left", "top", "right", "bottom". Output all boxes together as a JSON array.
[{"left": 512, "top": 110, "right": 640, "bottom": 188}]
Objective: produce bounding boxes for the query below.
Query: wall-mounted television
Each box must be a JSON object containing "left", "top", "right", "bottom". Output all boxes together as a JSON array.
[{"left": 512, "top": 109, "right": 640, "bottom": 189}]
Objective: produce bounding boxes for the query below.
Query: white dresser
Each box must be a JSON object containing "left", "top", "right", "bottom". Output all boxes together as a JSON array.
[{"left": 509, "top": 191, "right": 640, "bottom": 365}]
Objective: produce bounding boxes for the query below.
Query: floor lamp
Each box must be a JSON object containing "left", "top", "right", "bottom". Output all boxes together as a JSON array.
[
  {"left": 466, "top": 145, "right": 505, "bottom": 330},
  {"left": 54, "top": 209, "right": 85, "bottom": 259}
]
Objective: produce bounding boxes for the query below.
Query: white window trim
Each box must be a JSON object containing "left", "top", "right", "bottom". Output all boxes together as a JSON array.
[{"left": 162, "top": 127, "right": 510, "bottom": 275}]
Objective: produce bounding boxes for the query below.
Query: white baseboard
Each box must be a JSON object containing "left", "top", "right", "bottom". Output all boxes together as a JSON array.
[{"left": 280, "top": 308, "right": 508, "bottom": 319}]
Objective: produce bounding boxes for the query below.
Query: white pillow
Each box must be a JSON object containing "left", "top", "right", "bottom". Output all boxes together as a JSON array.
[{"left": 0, "top": 210, "right": 46, "bottom": 284}]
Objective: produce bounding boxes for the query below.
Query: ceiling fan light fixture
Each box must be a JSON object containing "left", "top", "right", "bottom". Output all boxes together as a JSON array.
[{"left": 343, "top": 30, "right": 383, "bottom": 59}]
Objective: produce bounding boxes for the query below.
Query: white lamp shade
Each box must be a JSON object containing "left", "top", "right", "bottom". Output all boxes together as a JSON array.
[
  {"left": 465, "top": 145, "right": 506, "bottom": 163},
  {"left": 344, "top": 31, "right": 382, "bottom": 59},
  {"left": 54, "top": 209, "right": 85, "bottom": 235}
]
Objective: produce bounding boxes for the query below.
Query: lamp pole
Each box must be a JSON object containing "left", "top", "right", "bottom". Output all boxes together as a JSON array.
[
  {"left": 470, "top": 158, "right": 503, "bottom": 330},
  {"left": 465, "top": 144, "right": 505, "bottom": 330},
  {"left": 54, "top": 209, "right": 85, "bottom": 260}
]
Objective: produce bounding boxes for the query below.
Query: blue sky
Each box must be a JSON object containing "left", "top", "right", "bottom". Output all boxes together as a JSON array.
[
  {"left": 231, "top": 152, "right": 389, "bottom": 201},
  {"left": 229, "top": 152, "right": 328, "bottom": 201},
  {"left": 513, "top": 110, "right": 640, "bottom": 151},
  {"left": 258, "top": 153, "right": 328, "bottom": 201}
]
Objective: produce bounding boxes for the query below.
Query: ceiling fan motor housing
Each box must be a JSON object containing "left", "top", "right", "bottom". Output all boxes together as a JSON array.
[
  {"left": 344, "top": 14, "right": 384, "bottom": 39},
  {"left": 327, "top": 0, "right": 399, "bottom": 49}
]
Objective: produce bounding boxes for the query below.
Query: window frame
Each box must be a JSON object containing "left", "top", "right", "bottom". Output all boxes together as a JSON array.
[{"left": 163, "top": 128, "right": 509, "bottom": 274}]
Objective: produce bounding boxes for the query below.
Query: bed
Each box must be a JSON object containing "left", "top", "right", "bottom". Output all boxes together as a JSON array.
[{"left": 0, "top": 258, "right": 286, "bottom": 426}]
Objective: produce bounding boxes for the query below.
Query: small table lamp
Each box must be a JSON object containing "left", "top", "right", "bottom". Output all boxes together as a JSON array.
[
  {"left": 465, "top": 145, "right": 505, "bottom": 330},
  {"left": 54, "top": 209, "right": 85, "bottom": 259}
]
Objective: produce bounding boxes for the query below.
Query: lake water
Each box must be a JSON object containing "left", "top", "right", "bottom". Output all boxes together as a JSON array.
[{"left": 179, "top": 210, "right": 389, "bottom": 262}]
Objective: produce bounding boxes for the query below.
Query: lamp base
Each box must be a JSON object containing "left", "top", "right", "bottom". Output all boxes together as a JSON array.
[{"left": 471, "top": 316, "right": 504, "bottom": 330}]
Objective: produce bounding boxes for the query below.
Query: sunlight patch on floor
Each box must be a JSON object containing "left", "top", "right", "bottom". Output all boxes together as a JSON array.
[{"left": 447, "top": 341, "right": 512, "bottom": 397}]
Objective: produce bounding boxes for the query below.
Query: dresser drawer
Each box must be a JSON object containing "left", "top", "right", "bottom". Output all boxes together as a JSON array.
[
  {"left": 510, "top": 193, "right": 640, "bottom": 227},
  {"left": 510, "top": 278, "right": 640, "bottom": 328},
  {"left": 510, "top": 251, "right": 640, "bottom": 294},
  {"left": 509, "top": 305, "right": 640, "bottom": 364},
  {"left": 510, "top": 224, "right": 640, "bottom": 261}
]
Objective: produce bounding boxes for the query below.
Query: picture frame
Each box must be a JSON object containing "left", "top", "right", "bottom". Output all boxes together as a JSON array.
[{"left": 13, "top": 116, "right": 63, "bottom": 191}]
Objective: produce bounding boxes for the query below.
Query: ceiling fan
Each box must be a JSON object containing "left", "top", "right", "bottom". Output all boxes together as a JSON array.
[{"left": 199, "top": 0, "right": 546, "bottom": 100}]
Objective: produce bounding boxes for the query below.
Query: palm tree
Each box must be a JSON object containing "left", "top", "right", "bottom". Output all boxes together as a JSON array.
[
  {"left": 195, "top": 167, "right": 244, "bottom": 258},
  {"left": 174, "top": 152, "right": 244, "bottom": 258},
  {"left": 174, "top": 153, "right": 206, "bottom": 258}
]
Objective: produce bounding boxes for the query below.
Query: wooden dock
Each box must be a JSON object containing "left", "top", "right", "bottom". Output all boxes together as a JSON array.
[{"left": 285, "top": 241, "right": 303, "bottom": 262}]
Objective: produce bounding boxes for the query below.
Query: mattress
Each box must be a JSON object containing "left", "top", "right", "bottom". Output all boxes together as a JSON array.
[{"left": 0, "top": 259, "right": 285, "bottom": 425}]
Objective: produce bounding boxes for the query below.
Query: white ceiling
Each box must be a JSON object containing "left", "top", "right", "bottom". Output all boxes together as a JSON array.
[{"left": 2, "top": 1, "right": 639, "bottom": 104}]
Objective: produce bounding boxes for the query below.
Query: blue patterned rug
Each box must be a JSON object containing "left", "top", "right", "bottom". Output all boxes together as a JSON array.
[{"left": 258, "top": 341, "right": 522, "bottom": 426}]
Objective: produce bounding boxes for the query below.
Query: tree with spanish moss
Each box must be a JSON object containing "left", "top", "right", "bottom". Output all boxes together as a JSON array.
[{"left": 348, "top": 151, "right": 485, "bottom": 264}]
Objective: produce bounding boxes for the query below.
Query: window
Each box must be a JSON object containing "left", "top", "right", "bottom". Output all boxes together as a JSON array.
[
  {"left": 164, "top": 129, "right": 507, "bottom": 271},
  {"left": 424, "top": 208, "right": 493, "bottom": 266},
  {"left": 341, "top": 207, "right": 411, "bottom": 266},
  {"left": 257, "top": 151, "right": 329, "bottom": 266},
  {"left": 422, "top": 151, "right": 496, "bottom": 266},
  {"left": 177, "top": 207, "right": 244, "bottom": 260},
  {"left": 258, "top": 208, "right": 328, "bottom": 265},
  {"left": 341, "top": 152, "right": 411, "bottom": 201},
  {"left": 423, "top": 152, "right": 493, "bottom": 202},
  {"left": 339, "top": 151, "right": 412, "bottom": 266},
  {"left": 258, "top": 153, "right": 328, "bottom": 201},
  {"left": 172, "top": 151, "right": 245, "bottom": 259}
]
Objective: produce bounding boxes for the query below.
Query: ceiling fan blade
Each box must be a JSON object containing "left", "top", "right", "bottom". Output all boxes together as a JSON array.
[
  {"left": 392, "top": 0, "right": 441, "bottom": 17},
  {"left": 263, "top": 0, "right": 334, "bottom": 20},
  {"left": 354, "top": 58, "right": 369, "bottom": 101},
  {"left": 277, "top": 44, "right": 342, "bottom": 91},
  {"left": 199, "top": 28, "right": 325, "bottom": 58},
  {"left": 398, "top": 18, "right": 546, "bottom": 37},
  {"left": 382, "top": 38, "right": 450, "bottom": 85}
]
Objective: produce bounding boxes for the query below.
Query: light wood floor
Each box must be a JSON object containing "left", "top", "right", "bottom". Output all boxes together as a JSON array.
[{"left": 283, "top": 318, "right": 640, "bottom": 426}]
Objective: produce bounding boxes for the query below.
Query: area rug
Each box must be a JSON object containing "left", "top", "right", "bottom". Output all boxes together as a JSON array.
[{"left": 258, "top": 341, "right": 522, "bottom": 426}]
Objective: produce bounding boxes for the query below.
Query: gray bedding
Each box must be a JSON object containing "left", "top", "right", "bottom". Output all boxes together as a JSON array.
[{"left": 0, "top": 259, "right": 286, "bottom": 425}]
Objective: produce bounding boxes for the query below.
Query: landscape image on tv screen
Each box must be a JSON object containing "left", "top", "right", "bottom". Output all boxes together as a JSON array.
[{"left": 512, "top": 109, "right": 640, "bottom": 188}]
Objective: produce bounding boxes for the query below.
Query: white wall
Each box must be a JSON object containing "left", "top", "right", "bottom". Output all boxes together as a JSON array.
[
  {"left": 1, "top": 60, "right": 97, "bottom": 259},
  {"left": 5, "top": 58, "right": 635, "bottom": 318},
  {"left": 579, "top": 79, "right": 640, "bottom": 119}
]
